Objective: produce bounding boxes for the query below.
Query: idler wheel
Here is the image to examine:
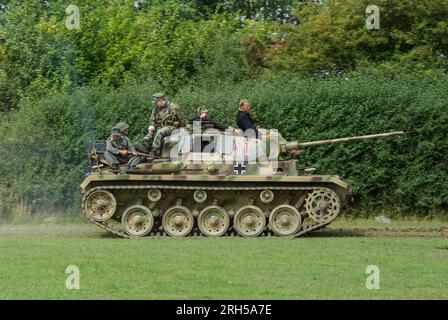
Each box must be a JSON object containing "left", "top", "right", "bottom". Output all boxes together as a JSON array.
[
  {"left": 269, "top": 205, "right": 302, "bottom": 236},
  {"left": 84, "top": 190, "right": 117, "bottom": 222},
  {"left": 233, "top": 205, "right": 266, "bottom": 237},
  {"left": 121, "top": 205, "right": 154, "bottom": 237},
  {"left": 162, "top": 206, "right": 194, "bottom": 237},
  {"left": 198, "top": 206, "right": 230, "bottom": 237}
]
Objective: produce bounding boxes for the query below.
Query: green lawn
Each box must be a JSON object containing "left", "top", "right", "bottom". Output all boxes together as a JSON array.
[{"left": 0, "top": 222, "right": 447, "bottom": 299}]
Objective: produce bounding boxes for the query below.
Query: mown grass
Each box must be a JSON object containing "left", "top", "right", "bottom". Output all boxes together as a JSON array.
[
  {"left": 0, "top": 222, "right": 447, "bottom": 299},
  {"left": 331, "top": 215, "right": 448, "bottom": 229}
]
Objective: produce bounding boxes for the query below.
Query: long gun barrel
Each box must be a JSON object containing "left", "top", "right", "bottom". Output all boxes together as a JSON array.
[{"left": 284, "top": 131, "right": 407, "bottom": 151}]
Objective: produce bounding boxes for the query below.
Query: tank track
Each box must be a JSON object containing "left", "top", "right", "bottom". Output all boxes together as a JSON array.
[{"left": 82, "top": 184, "right": 342, "bottom": 238}]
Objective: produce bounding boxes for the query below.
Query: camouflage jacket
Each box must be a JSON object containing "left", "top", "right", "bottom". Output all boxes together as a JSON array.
[
  {"left": 106, "top": 135, "right": 136, "bottom": 155},
  {"left": 149, "top": 101, "right": 184, "bottom": 129}
]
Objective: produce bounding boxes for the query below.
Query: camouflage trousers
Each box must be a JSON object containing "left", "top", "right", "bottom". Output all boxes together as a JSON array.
[
  {"left": 142, "top": 126, "right": 174, "bottom": 156},
  {"left": 104, "top": 151, "right": 143, "bottom": 168},
  {"left": 104, "top": 151, "right": 125, "bottom": 167},
  {"left": 128, "top": 156, "right": 144, "bottom": 167}
]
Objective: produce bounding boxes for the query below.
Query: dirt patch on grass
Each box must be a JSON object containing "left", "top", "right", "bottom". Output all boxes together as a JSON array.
[{"left": 0, "top": 224, "right": 109, "bottom": 238}]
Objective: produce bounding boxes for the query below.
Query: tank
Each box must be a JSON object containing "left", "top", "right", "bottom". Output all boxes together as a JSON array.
[{"left": 80, "top": 127, "right": 406, "bottom": 238}]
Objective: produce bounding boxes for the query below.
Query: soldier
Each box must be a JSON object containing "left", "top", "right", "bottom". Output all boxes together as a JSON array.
[
  {"left": 189, "top": 106, "right": 235, "bottom": 132},
  {"left": 104, "top": 122, "right": 141, "bottom": 172},
  {"left": 142, "top": 92, "right": 185, "bottom": 157}
]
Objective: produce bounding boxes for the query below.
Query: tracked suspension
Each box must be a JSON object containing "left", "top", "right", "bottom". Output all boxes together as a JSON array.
[{"left": 82, "top": 185, "right": 342, "bottom": 238}]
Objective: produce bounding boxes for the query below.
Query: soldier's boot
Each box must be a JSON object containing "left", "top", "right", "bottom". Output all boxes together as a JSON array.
[
  {"left": 151, "top": 148, "right": 161, "bottom": 158},
  {"left": 127, "top": 156, "right": 144, "bottom": 173},
  {"left": 126, "top": 165, "right": 140, "bottom": 174},
  {"left": 111, "top": 163, "right": 120, "bottom": 173},
  {"left": 150, "top": 142, "right": 161, "bottom": 158},
  {"left": 139, "top": 133, "right": 154, "bottom": 153}
]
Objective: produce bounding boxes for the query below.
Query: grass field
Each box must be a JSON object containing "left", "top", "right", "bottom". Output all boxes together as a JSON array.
[{"left": 0, "top": 219, "right": 447, "bottom": 299}]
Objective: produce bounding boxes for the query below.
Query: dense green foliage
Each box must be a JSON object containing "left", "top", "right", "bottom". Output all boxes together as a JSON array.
[
  {"left": 0, "top": 0, "right": 447, "bottom": 216},
  {"left": 1, "top": 74, "right": 447, "bottom": 215}
]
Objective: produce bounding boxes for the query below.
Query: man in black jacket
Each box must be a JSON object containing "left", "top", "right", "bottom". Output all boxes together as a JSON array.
[
  {"left": 235, "top": 99, "right": 300, "bottom": 158},
  {"left": 236, "top": 99, "right": 260, "bottom": 139}
]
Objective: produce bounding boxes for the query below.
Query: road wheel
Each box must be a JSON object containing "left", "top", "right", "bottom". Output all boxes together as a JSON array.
[
  {"left": 163, "top": 206, "right": 194, "bottom": 237},
  {"left": 269, "top": 205, "right": 302, "bottom": 236},
  {"left": 121, "top": 205, "right": 154, "bottom": 237},
  {"left": 198, "top": 206, "right": 229, "bottom": 237},
  {"left": 233, "top": 205, "right": 266, "bottom": 237}
]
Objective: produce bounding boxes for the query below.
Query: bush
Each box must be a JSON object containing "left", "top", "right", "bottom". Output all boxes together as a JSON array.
[{"left": 1, "top": 73, "right": 447, "bottom": 216}]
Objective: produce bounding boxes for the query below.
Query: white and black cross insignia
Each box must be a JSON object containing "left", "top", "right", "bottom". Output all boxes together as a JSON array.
[{"left": 233, "top": 163, "right": 246, "bottom": 175}]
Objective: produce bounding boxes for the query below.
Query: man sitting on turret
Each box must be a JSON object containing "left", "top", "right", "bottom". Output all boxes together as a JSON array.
[
  {"left": 142, "top": 92, "right": 185, "bottom": 157},
  {"left": 235, "top": 99, "right": 300, "bottom": 158},
  {"left": 236, "top": 99, "right": 260, "bottom": 139}
]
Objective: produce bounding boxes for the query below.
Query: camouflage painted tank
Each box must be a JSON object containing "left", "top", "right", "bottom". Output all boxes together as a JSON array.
[{"left": 80, "top": 126, "right": 405, "bottom": 238}]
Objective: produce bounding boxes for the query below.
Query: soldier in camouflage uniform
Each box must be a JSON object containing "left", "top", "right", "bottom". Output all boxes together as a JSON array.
[
  {"left": 104, "top": 122, "right": 142, "bottom": 172},
  {"left": 142, "top": 93, "right": 185, "bottom": 157}
]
